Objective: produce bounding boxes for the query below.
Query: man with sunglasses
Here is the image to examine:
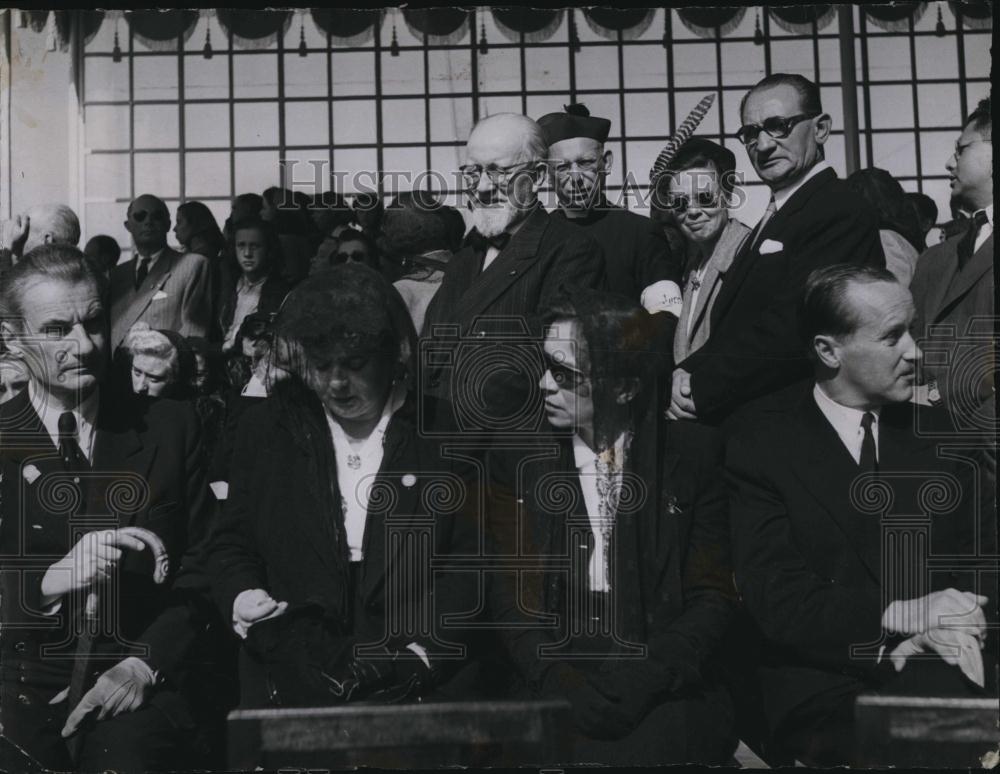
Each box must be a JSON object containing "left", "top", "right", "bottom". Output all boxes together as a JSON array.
[
  {"left": 421, "top": 113, "right": 605, "bottom": 435},
  {"left": 669, "top": 73, "right": 885, "bottom": 425},
  {"left": 537, "top": 104, "right": 681, "bottom": 313},
  {"left": 110, "top": 194, "right": 212, "bottom": 354},
  {"left": 909, "top": 96, "right": 993, "bottom": 445}
]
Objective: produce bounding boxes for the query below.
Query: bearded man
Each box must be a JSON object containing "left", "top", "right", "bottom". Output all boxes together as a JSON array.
[{"left": 420, "top": 113, "right": 606, "bottom": 437}]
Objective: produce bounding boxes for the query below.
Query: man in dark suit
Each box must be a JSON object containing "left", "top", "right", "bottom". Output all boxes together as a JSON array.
[
  {"left": 0, "top": 245, "right": 219, "bottom": 771},
  {"left": 537, "top": 103, "right": 681, "bottom": 311},
  {"left": 110, "top": 194, "right": 212, "bottom": 352},
  {"left": 729, "top": 265, "right": 994, "bottom": 766},
  {"left": 669, "top": 73, "right": 885, "bottom": 425},
  {"left": 421, "top": 113, "right": 605, "bottom": 436},
  {"left": 910, "top": 96, "right": 993, "bottom": 441},
  {"left": 488, "top": 290, "right": 735, "bottom": 765}
]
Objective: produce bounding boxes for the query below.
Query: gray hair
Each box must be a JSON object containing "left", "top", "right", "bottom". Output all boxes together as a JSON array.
[{"left": 23, "top": 204, "right": 81, "bottom": 253}]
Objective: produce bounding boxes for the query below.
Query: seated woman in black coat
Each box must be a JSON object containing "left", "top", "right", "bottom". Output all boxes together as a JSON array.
[{"left": 208, "top": 263, "right": 478, "bottom": 710}]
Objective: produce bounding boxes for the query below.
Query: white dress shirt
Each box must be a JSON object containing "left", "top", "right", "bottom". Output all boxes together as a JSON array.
[
  {"left": 813, "top": 383, "right": 880, "bottom": 464},
  {"left": 572, "top": 432, "right": 628, "bottom": 593},
  {"left": 223, "top": 275, "right": 266, "bottom": 351},
  {"left": 325, "top": 383, "right": 407, "bottom": 562},
  {"left": 29, "top": 381, "right": 98, "bottom": 462},
  {"left": 974, "top": 204, "right": 993, "bottom": 253}
]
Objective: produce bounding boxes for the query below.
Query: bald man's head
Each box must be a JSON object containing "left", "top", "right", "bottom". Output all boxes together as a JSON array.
[
  {"left": 22, "top": 204, "right": 80, "bottom": 254},
  {"left": 467, "top": 113, "right": 548, "bottom": 166},
  {"left": 125, "top": 194, "right": 170, "bottom": 254}
]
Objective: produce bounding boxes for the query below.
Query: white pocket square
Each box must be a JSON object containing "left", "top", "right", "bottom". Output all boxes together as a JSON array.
[
  {"left": 758, "top": 239, "right": 784, "bottom": 255},
  {"left": 152, "top": 290, "right": 169, "bottom": 300}
]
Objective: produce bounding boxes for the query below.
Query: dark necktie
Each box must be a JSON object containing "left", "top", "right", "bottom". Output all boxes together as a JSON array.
[
  {"left": 957, "top": 209, "right": 989, "bottom": 271},
  {"left": 57, "top": 411, "right": 89, "bottom": 472},
  {"left": 750, "top": 196, "right": 778, "bottom": 251},
  {"left": 859, "top": 411, "right": 877, "bottom": 473},
  {"left": 135, "top": 257, "right": 150, "bottom": 290},
  {"left": 465, "top": 230, "right": 511, "bottom": 272}
]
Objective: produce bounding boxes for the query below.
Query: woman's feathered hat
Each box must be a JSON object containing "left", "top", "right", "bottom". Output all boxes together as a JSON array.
[{"left": 649, "top": 93, "right": 716, "bottom": 186}]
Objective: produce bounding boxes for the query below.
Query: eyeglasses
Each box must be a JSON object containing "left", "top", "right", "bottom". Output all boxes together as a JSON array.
[
  {"left": 735, "top": 113, "right": 820, "bottom": 146},
  {"left": 333, "top": 251, "right": 369, "bottom": 264},
  {"left": 130, "top": 209, "right": 168, "bottom": 223},
  {"left": 545, "top": 357, "right": 589, "bottom": 391},
  {"left": 550, "top": 156, "right": 603, "bottom": 176},
  {"left": 666, "top": 191, "right": 724, "bottom": 214},
  {"left": 459, "top": 160, "right": 537, "bottom": 189}
]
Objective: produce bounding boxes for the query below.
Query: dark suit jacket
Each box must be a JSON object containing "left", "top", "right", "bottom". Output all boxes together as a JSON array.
[
  {"left": 420, "top": 206, "right": 605, "bottom": 433},
  {"left": 110, "top": 247, "right": 212, "bottom": 350},
  {"left": 727, "top": 384, "right": 991, "bottom": 734},
  {"left": 680, "top": 168, "right": 886, "bottom": 423},
  {"left": 910, "top": 230, "right": 994, "bottom": 424},
  {"left": 488, "top": 416, "right": 733, "bottom": 700},
  {"left": 0, "top": 388, "right": 216, "bottom": 723},
  {"left": 208, "top": 385, "right": 479, "bottom": 705}
]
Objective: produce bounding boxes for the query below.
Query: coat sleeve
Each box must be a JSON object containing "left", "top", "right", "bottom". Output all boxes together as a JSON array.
[
  {"left": 727, "top": 423, "right": 886, "bottom": 672},
  {"left": 178, "top": 252, "right": 212, "bottom": 339},
  {"left": 682, "top": 204, "right": 886, "bottom": 418}
]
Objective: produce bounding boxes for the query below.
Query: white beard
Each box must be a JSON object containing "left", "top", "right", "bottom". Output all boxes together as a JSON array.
[{"left": 470, "top": 203, "right": 518, "bottom": 238}]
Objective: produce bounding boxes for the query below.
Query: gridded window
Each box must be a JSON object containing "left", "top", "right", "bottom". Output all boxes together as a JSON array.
[{"left": 78, "top": 6, "right": 989, "bottom": 248}]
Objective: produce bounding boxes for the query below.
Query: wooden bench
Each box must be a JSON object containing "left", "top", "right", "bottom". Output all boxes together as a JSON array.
[
  {"left": 228, "top": 699, "right": 571, "bottom": 769},
  {"left": 855, "top": 694, "right": 1000, "bottom": 768}
]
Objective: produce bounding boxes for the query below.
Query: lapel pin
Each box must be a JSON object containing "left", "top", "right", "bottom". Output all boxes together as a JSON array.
[
  {"left": 665, "top": 495, "right": 682, "bottom": 515},
  {"left": 401, "top": 474, "right": 417, "bottom": 488},
  {"left": 508, "top": 269, "right": 517, "bottom": 276},
  {"left": 22, "top": 465, "right": 41, "bottom": 484}
]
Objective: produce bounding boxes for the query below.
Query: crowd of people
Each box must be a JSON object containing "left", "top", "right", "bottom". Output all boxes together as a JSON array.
[{"left": 0, "top": 72, "right": 994, "bottom": 771}]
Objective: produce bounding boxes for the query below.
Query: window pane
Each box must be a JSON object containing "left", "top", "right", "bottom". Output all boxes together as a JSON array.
[
  {"left": 85, "top": 153, "right": 130, "bottom": 200},
  {"left": 84, "top": 16, "right": 118, "bottom": 54},
  {"left": 332, "top": 148, "right": 379, "bottom": 194},
  {"left": 575, "top": 45, "right": 620, "bottom": 90},
  {"left": 919, "top": 130, "right": 958, "bottom": 179},
  {"left": 917, "top": 84, "right": 963, "bottom": 129},
  {"left": 963, "top": 33, "right": 991, "bottom": 79},
  {"left": 381, "top": 50, "right": 426, "bottom": 95},
  {"left": 524, "top": 47, "right": 569, "bottom": 92},
  {"left": 331, "top": 51, "right": 376, "bottom": 97},
  {"left": 479, "top": 95, "right": 522, "bottom": 117},
  {"left": 135, "top": 152, "right": 180, "bottom": 198},
  {"left": 85, "top": 202, "right": 130, "bottom": 255},
  {"left": 624, "top": 91, "right": 669, "bottom": 139},
  {"left": 332, "top": 99, "right": 377, "bottom": 145},
  {"left": 382, "top": 99, "right": 426, "bottom": 144},
  {"left": 382, "top": 147, "right": 428, "bottom": 194},
  {"left": 865, "top": 36, "right": 911, "bottom": 81},
  {"left": 675, "top": 90, "right": 720, "bottom": 136},
  {"left": 914, "top": 35, "right": 958, "bottom": 80},
  {"left": 869, "top": 85, "right": 914, "bottom": 129},
  {"left": 85, "top": 105, "right": 130, "bottom": 151},
  {"left": 823, "top": 134, "right": 847, "bottom": 177},
  {"left": 232, "top": 54, "right": 278, "bottom": 98},
  {"left": 623, "top": 140, "right": 663, "bottom": 196},
  {"left": 184, "top": 53, "right": 229, "bottom": 101},
  {"left": 720, "top": 42, "right": 766, "bottom": 87},
  {"left": 185, "top": 151, "right": 231, "bottom": 198},
  {"left": 429, "top": 145, "right": 464, "bottom": 192},
  {"left": 84, "top": 57, "right": 130, "bottom": 102},
  {"left": 526, "top": 95, "right": 571, "bottom": 124},
  {"left": 429, "top": 97, "right": 473, "bottom": 143},
  {"left": 135, "top": 105, "right": 179, "bottom": 149},
  {"left": 821, "top": 87, "right": 845, "bottom": 134},
  {"left": 283, "top": 52, "right": 328, "bottom": 98},
  {"left": 428, "top": 49, "right": 472, "bottom": 94},
  {"left": 234, "top": 150, "right": 281, "bottom": 195},
  {"left": 185, "top": 103, "right": 230, "bottom": 148},
  {"left": 477, "top": 46, "right": 521, "bottom": 92},
  {"left": 134, "top": 56, "right": 178, "bottom": 101},
  {"left": 671, "top": 43, "right": 716, "bottom": 89},
  {"left": 872, "top": 132, "right": 917, "bottom": 178},
  {"left": 285, "top": 150, "right": 331, "bottom": 196},
  {"left": 816, "top": 38, "right": 841, "bottom": 83},
  {"left": 233, "top": 103, "right": 278, "bottom": 147},
  {"left": 622, "top": 44, "right": 667, "bottom": 90},
  {"left": 770, "top": 40, "right": 816, "bottom": 80},
  {"left": 285, "top": 101, "right": 329, "bottom": 147}
]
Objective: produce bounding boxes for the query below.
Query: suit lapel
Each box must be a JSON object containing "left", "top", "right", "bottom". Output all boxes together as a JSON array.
[
  {"left": 452, "top": 207, "right": 548, "bottom": 325},
  {"left": 934, "top": 235, "right": 993, "bottom": 322},
  {"left": 90, "top": 403, "right": 155, "bottom": 523},
  {"left": 790, "top": 395, "right": 882, "bottom": 582},
  {"left": 116, "top": 250, "right": 178, "bottom": 344}
]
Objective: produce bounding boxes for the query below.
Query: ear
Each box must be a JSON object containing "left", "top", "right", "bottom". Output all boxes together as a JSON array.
[
  {"left": 602, "top": 148, "right": 614, "bottom": 174},
  {"left": 43, "top": 233, "right": 54, "bottom": 245},
  {"left": 530, "top": 161, "right": 547, "bottom": 193},
  {"left": 814, "top": 112, "right": 832, "bottom": 146},
  {"left": 812, "top": 334, "right": 840, "bottom": 370}
]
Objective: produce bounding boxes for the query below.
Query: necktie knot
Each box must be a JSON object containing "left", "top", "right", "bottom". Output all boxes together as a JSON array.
[
  {"left": 466, "top": 230, "right": 511, "bottom": 254},
  {"left": 58, "top": 411, "right": 77, "bottom": 438},
  {"left": 860, "top": 411, "right": 875, "bottom": 431},
  {"left": 859, "top": 411, "right": 877, "bottom": 472},
  {"left": 135, "top": 257, "right": 150, "bottom": 289}
]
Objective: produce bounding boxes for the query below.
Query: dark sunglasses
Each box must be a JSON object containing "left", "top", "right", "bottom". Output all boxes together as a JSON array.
[
  {"left": 131, "top": 209, "right": 168, "bottom": 223},
  {"left": 735, "top": 113, "right": 819, "bottom": 146},
  {"left": 545, "top": 358, "right": 588, "bottom": 391},
  {"left": 666, "top": 191, "right": 723, "bottom": 214},
  {"left": 333, "top": 251, "right": 369, "bottom": 264}
]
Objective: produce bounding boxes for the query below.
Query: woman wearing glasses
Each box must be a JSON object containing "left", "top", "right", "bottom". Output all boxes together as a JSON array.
[
  {"left": 219, "top": 217, "right": 290, "bottom": 353},
  {"left": 660, "top": 138, "right": 751, "bottom": 363}
]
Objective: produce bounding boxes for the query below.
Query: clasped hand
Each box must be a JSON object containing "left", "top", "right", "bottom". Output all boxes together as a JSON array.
[{"left": 666, "top": 368, "right": 697, "bottom": 420}]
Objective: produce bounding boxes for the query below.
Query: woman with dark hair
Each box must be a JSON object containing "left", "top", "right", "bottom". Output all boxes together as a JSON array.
[
  {"left": 487, "top": 289, "right": 735, "bottom": 766},
  {"left": 660, "top": 138, "right": 752, "bottom": 363},
  {"left": 208, "top": 263, "right": 475, "bottom": 717},
  {"left": 175, "top": 201, "right": 226, "bottom": 263},
  {"left": 218, "top": 217, "right": 290, "bottom": 353},
  {"left": 846, "top": 167, "right": 925, "bottom": 286}
]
